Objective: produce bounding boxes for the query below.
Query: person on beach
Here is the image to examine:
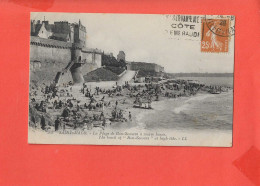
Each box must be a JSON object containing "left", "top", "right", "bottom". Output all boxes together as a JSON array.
[
  {"left": 129, "top": 112, "right": 132, "bottom": 121},
  {"left": 100, "top": 111, "right": 104, "bottom": 120},
  {"left": 102, "top": 118, "right": 106, "bottom": 128},
  {"left": 40, "top": 115, "right": 46, "bottom": 130},
  {"left": 119, "top": 110, "right": 123, "bottom": 119},
  {"left": 111, "top": 109, "right": 116, "bottom": 119},
  {"left": 139, "top": 100, "right": 142, "bottom": 107},
  {"left": 62, "top": 107, "right": 70, "bottom": 118},
  {"left": 148, "top": 101, "right": 152, "bottom": 109},
  {"left": 54, "top": 117, "right": 60, "bottom": 131},
  {"left": 31, "top": 115, "right": 36, "bottom": 128}
]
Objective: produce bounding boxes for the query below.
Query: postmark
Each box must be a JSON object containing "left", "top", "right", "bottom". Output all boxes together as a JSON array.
[{"left": 164, "top": 15, "right": 201, "bottom": 41}]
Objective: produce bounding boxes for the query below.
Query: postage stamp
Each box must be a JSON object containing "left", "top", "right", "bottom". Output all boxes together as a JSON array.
[{"left": 201, "top": 16, "right": 235, "bottom": 53}]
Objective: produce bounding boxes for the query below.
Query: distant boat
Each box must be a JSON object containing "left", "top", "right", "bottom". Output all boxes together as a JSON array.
[
  {"left": 209, "top": 90, "right": 221, "bottom": 94},
  {"left": 211, "top": 92, "right": 221, "bottom": 94},
  {"left": 133, "top": 104, "right": 153, "bottom": 109}
]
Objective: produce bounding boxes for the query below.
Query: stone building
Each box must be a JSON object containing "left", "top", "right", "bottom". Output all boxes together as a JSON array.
[
  {"left": 127, "top": 62, "right": 164, "bottom": 73},
  {"left": 31, "top": 20, "right": 54, "bottom": 39},
  {"left": 117, "top": 51, "right": 125, "bottom": 62},
  {"left": 51, "top": 21, "right": 73, "bottom": 42},
  {"left": 30, "top": 19, "right": 86, "bottom": 46},
  {"left": 72, "top": 20, "right": 87, "bottom": 47},
  {"left": 30, "top": 19, "right": 100, "bottom": 84}
]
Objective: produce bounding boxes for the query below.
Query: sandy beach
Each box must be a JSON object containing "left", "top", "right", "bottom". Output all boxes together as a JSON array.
[{"left": 29, "top": 81, "right": 233, "bottom": 147}]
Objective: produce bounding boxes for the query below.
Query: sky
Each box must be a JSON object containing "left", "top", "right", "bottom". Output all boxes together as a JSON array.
[{"left": 31, "top": 12, "right": 234, "bottom": 73}]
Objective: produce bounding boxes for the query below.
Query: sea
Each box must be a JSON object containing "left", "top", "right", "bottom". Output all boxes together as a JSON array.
[{"left": 135, "top": 77, "right": 234, "bottom": 132}]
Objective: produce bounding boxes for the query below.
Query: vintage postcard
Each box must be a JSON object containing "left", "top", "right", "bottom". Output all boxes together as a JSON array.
[{"left": 28, "top": 13, "right": 235, "bottom": 146}]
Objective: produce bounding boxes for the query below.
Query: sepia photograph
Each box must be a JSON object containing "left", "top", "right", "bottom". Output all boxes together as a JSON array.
[
  {"left": 28, "top": 13, "right": 235, "bottom": 146},
  {"left": 2, "top": 0, "right": 260, "bottom": 185}
]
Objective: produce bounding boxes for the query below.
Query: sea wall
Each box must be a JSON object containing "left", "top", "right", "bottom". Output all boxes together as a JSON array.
[
  {"left": 82, "top": 48, "right": 102, "bottom": 68},
  {"left": 30, "top": 60, "right": 68, "bottom": 84},
  {"left": 80, "top": 48, "right": 102, "bottom": 75},
  {"left": 30, "top": 45, "right": 72, "bottom": 63},
  {"left": 30, "top": 36, "right": 73, "bottom": 84},
  {"left": 30, "top": 36, "right": 102, "bottom": 84},
  {"left": 30, "top": 36, "right": 72, "bottom": 64}
]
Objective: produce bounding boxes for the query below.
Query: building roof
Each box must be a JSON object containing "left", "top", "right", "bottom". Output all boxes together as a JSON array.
[
  {"left": 32, "top": 22, "right": 54, "bottom": 36},
  {"left": 119, "top": 51, "right": 125, "bottom": 54},
  {"left": 130, "top": 62, "right": 157, "bottom": 65},
  {"left": 45, "top": 24, "right": 54, "bottom": 32},
  {"left": 33, "top": 24, "right": 42, "bottom": 36},
  {"left": 127, "top": 61, "right": 164, "bottom": 69},
  {"left": 52, "top": 33, "right": 70, "bottom": 41},
  {"left": 53, "top": 22, "right": 71, "bottom": 34}
]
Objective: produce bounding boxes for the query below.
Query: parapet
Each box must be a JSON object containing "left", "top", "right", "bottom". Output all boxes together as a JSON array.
[
  {"left": 30, "top": 36, "right": 102, "bottom": 55},
  {"left": 30, "top": 36, "right": 72, "bottom": 48},
  {"left": 81, "top": 47, "right": 102, "bottom": 54}
]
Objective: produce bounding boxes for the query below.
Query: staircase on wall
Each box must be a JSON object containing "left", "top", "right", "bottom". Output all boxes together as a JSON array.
[{"left": 54, "top": 59, "right": 86, "bottom": 85}]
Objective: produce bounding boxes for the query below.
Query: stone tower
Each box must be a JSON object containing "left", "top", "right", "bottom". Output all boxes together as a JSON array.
[
  {"left": 117, "top": 51, "right": 126, "bottom": 62},
  {"left": 69, "top": 44, "right": 85, "bottom": 84}
]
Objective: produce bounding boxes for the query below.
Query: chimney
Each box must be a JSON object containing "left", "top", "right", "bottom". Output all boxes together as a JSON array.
[
  {"left": 31, "top": 20, "right": 36, "bottom": 35},
  {"left": 42, "top": 21, "right": 49, "bottom": 25}
]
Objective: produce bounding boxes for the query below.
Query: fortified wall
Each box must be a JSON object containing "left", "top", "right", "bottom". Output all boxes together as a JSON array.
[
  {"left": 30, "top": 36, "right": 102, "bottom": 84},
  {"left": 72, "top": 43, "right": 102, "bottom": 74},
  {"left": 30, "top": 36, "right": 72, "bottom": 64},
  {"left": 127, "top": 62, "right": 164, "bottom": 73}
]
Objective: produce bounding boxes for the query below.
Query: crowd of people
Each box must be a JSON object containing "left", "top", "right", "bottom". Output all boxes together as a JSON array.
[
  {"left": 29, "top": 81, "right": 135, "bottom": 131},
  {"left": 29, "top": 77, "right": 231, "bottom": 132}
]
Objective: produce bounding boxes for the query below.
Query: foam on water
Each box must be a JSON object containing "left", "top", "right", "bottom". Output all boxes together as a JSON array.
[
  {"left": 173, "top": 103, "right": 190, "bottom": 114},
  {"left": 134, "top": 109, "right": 156, "bottom": 130},
  {"left": 138, "top": 91, "right": 233, "bottom": 131},
  {"left": 185, "top": 93, "right": 215, "bottom": 102},
  {"left": 172, "top": 94, "right": 215, "bottom": 114}
]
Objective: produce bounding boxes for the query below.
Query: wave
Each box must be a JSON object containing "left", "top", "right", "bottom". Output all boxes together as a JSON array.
[
  {"left": 172, "top": 94, "right": 214, "bottom": 114},
  {"left": 173, "top": 103, "right": 190, "bottom": 114},
  {"left": 134, "top": 109, "right": 155, "bottom": 130},
  {"left": 184, "top": 93, "right": 215, "bottom": 103}
]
